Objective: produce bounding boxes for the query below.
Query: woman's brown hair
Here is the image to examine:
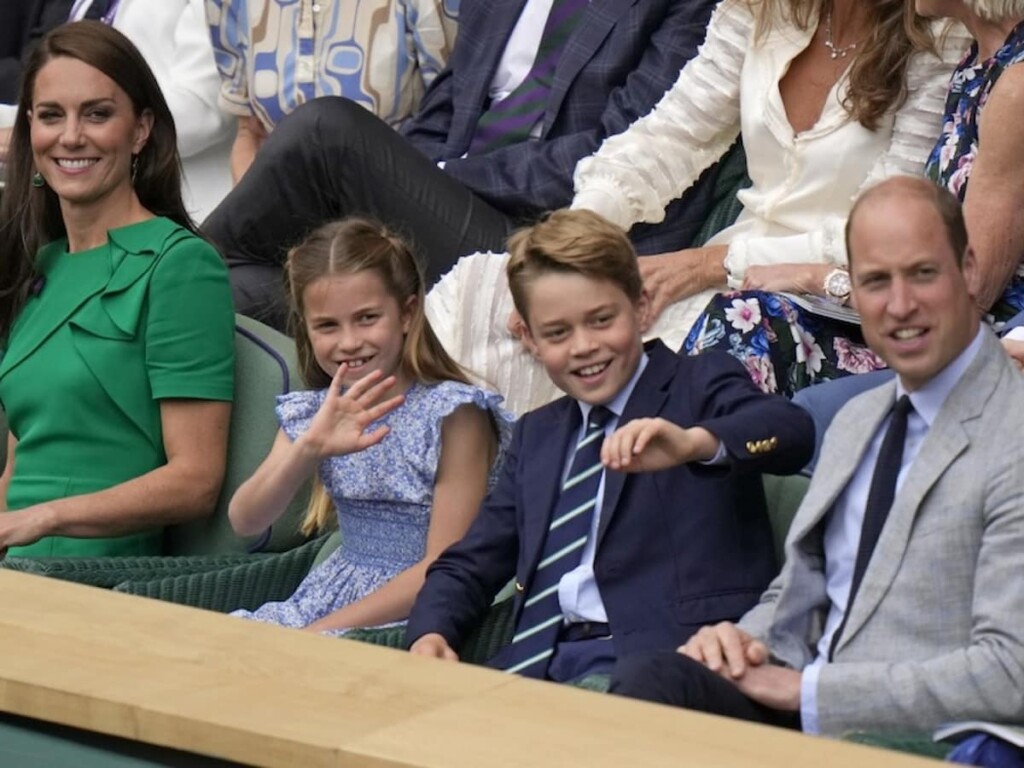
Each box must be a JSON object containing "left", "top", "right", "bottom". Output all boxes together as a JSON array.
[
  {"left": 286, "top": 217, "right": 471, "bottom": 534},
  {"left": 0, "top": 21, "right": 194, "bottom": 340},
  {"left": 748, "top": 0, "right": 935, "bottom": 130}
]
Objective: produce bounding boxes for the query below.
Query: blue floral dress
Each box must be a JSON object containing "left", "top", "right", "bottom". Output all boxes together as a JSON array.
[
  {"left": 233, "top": 380, "right": 514, "bottom": 628},
  {"left": 926, "top": 20, "right": 1024, "bottom": 322},
  {"left": 682, "top": 292, "right": 885, "bottom": 396}
]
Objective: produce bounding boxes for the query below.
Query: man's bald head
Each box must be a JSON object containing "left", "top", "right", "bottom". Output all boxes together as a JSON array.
[{"left": 845, "top": 177, "right": 968, "bottom": 267}]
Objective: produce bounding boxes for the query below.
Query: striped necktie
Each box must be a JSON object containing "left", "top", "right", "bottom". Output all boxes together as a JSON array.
[
  {"left": 503, "top": 405, "right": 613, "bottom": 678},
  {"left": 468, "top": 0, "right": 589, "bottom": 155}
]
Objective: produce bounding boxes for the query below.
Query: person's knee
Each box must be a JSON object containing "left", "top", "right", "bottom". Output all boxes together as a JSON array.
[
  {"left": 611, "top": 650, "right": 698, "bottom": 704},
  {"left": 272, "top": 97, "right": 376, "bottom": 149}
]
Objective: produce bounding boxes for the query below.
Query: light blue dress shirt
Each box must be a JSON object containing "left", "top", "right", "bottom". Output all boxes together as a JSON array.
[{"left": 799, "top": 327, "right": 986, "bottom": 733}]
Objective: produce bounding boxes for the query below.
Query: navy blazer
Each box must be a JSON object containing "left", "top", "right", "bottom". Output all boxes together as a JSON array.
[
  {"left": 400, "top": 0, "right": 721, "bottom": 254},
  {"left": 406, "top": 341, "right": 816, "bottom": 663}
]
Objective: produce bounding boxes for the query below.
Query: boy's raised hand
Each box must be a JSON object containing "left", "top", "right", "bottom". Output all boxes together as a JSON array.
[
  {"left": 300, "top": 365, "right": 405, "bottom": 459},
  {"left": 600, "top": 418, "right": 718, "bottom": 472}
]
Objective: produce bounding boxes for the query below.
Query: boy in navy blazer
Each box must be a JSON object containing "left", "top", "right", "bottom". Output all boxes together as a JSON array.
[{"left": 407, "top": 210, "right": 814, "bottom": 683}]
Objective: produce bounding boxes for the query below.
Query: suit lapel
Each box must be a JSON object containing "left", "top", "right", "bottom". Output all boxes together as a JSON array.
[
  {"left": 543, "top": 0, "right": 638, "bottom": 134},
  {"left": 596, "top": 342, "right": 672, "bottom": 549},
  {"left": 833, "top": 333, "right": 1000, "bottom": 654},
  {"left": 521, "top": 399, "right": 581, "bottom": 586}
]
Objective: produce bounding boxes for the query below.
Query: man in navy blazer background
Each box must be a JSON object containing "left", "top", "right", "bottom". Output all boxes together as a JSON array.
[
  {"left": 406, "top": 211, "right": 814, "bottom": 683},
  {"left": 203, "top": 0, "right": 722, "bottom": 330}
]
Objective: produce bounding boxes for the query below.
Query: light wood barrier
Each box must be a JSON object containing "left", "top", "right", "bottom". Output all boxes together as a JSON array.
[{"left": 0, "top": 570, "right": 940, "bottom": 767}]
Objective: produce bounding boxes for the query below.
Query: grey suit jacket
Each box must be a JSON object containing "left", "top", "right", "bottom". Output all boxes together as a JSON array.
[{"left": 740, "top": 330, "right": 1024, "bottom": 735}]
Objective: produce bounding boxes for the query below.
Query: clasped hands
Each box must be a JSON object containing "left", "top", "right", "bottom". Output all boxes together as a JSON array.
[{"left": 678, "top": 622, "right": 801, "bottom": 712}]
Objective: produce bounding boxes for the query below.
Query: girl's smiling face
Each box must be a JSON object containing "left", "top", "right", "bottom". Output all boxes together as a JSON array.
[{"left": 303, "top": 269, "right": 415, "bottom": 392}]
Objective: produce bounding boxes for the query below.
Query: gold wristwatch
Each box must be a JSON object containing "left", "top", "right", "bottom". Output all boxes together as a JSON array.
[{"left": 823, "top": 268, "right": 851, "bottom": 304}]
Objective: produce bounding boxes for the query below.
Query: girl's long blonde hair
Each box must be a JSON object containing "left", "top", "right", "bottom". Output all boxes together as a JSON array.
[
  {"left": 286, "top": 218, "right": 471, "bottom": 535},
  {"left": 749, "top": 0, "right": 935, "bottom": 130}
]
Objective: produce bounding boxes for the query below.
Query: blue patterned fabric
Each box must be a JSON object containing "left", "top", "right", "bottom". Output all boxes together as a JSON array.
[
  {"left": 926, "top": 20, "right": 1024, "bottom": 322},
  {"left": 208, "top": 0, "right": 459, "bottom": 131},
  {"left": 233, "top": 380, "right": 513, "bottom": 627}
]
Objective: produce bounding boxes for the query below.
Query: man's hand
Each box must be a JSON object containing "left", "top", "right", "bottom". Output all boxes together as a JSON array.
[
  {"left": 731, "top": 664, "right": 802, "bottom": 712},
  {"left": 601, "top": 419, "right": 719, "bottom": 472},
  {"left": 409, "top": 633, "right": 459, "bottom": 661},
  {"left": 677, "top": 621, "right": 768, "bottom": 679}
]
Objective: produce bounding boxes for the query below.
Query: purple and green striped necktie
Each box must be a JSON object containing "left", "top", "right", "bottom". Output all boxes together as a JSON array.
[
  {"left": 469, "top": 0, "right": 589, "bottom": 155},
  {"left": 502, "top": 405, "right": 612, "bottom": 679}
]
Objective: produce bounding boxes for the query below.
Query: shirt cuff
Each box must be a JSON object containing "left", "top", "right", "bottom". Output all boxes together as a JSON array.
[
  {"left": 800, "top": 663, "right": 822, "bottom": 735},
  {"left": 699, "top": 440, "right": 728, "bottom": 466}
]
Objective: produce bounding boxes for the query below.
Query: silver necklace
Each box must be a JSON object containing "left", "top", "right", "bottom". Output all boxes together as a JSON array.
[{"left": 824, "top": 8, "right": 858, "bottom": 60}]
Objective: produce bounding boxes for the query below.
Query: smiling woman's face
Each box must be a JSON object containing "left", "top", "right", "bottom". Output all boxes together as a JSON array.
[{"left": 28, "top": 56, "right": 151, "bottom": 210}]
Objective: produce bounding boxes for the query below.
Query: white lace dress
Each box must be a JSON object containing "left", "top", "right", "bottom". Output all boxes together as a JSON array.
[{"left": 426, "top": 4, "right": 969, "bottom": 416}]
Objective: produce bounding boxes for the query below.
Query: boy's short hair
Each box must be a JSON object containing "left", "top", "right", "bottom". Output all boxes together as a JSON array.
[{"left": 506, "top": 210, "right": 643, "bottom": 322}]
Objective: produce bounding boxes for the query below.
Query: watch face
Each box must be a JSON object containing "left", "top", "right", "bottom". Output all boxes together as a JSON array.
[{"left": 827, "top": 270, "right": 851, "bottom": 298}]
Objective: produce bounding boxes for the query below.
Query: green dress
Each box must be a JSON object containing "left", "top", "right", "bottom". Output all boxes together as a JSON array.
[{"left": 0, "top": 218, "right": 235, "bottom": 557}]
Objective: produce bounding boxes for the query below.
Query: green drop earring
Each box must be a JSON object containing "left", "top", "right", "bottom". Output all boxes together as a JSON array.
[{"left": 31, "top": 172, "right": 45, "bottom": 188}]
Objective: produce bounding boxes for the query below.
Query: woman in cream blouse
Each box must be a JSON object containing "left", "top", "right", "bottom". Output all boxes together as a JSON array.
[{"left": 426, "top": 0, "right": 970, "bottom": 413}]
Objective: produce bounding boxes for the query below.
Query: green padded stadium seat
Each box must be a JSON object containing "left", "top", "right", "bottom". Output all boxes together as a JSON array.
[{"left": 166, "top": 314, "right": 311, "bottom": 556}]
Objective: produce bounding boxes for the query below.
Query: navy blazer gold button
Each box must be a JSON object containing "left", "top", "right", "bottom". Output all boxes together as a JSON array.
[{"left": 745, "top": 436, "right": 779, "bottom": 455}]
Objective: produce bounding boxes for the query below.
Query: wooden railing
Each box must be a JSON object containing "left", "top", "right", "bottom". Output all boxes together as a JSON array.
[{"left": 0, "top": 570, "right": 939, "bottom": 767}]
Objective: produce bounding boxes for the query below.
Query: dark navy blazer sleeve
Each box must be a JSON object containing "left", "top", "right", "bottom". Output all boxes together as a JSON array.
[{"left": 687, "top": 350, "right": 816, "bottom": 475}]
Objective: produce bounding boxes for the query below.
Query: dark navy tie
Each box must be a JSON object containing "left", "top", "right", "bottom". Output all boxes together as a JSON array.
[
  {"left": 503, "top": 405, "right": 613, "bottom": 678},
  {"left": 468, "top": 0, "right": 589, "bottom": 155},
  {"left": 829, "top": 394, "right": 912, "bottom": 660}
]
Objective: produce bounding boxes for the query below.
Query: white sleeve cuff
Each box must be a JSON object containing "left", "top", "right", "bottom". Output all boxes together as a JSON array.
[{"left": 800, "top": 662, "right": 822, "bottom": 735}]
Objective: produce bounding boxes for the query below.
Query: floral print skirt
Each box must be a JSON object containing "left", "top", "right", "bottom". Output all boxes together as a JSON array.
[{"left": 682, "top": 291, "right": 887, "bottom": 397}]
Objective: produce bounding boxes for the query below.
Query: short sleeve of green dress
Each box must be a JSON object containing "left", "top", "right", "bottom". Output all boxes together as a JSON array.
[{"left": 0, "top": 217, "right": 235, "bottom": 557}]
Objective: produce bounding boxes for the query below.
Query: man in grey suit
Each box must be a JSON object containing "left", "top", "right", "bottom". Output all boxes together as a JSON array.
[{"left": 611, "top": 176, "right": 1024, "bottom": 736}]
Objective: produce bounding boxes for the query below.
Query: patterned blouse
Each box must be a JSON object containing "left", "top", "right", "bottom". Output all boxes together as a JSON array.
[
  {"left": 206, "top": 0, "right": 459, "bottom": 131},
  {"left": 926, "top": 21, "right": 1024, "bottom": 199},
  {"left": 926, "top": 20, "right": 1024, "bottom": 320}
]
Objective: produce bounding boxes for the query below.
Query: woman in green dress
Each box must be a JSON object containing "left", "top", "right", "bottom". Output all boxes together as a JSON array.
[{"left": 0, "top": 21, "right": 235, "bottom": 558}]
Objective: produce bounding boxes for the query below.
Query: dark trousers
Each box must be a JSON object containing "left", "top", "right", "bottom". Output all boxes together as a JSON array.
[
  {"left": 202, "top": 97, "right": 517, "bottom": 330},
  {"left": 611, "top": 651, "right": 800, "bottom": 730}
]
